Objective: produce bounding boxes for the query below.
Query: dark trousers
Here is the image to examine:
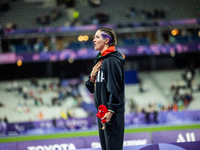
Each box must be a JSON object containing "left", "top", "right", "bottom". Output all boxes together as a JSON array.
[{"left": 98, "top": 112, "right": 124, "bottom": 150}]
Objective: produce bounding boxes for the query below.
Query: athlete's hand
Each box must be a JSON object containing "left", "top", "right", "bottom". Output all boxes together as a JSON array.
[
  {"left": 90, "top": 61, "right": 102, "bottom": 81},
  {"left": 101, "top": 112, "right": 113, "bottom": 123}
]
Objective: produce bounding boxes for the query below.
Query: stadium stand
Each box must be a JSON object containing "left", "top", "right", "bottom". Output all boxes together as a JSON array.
[
  {"left": 1, "top": 67, "right": 200, "bottom": 123},
  {"left": 0, "top": 0, "right": 199, "bottom": 29},
  {"left": 0, "top": 78, "right": 89, "bottom": 123},
  {"left": 0, "top": 1, "right": 68, "bottom": 28},
  {"left": 0, "top": 0, "right": 200, "bottom": 138}
]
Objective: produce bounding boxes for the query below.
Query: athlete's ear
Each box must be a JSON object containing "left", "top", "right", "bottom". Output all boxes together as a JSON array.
[{"left": 104, "top": 38, "right": 109, "bottom": 45}]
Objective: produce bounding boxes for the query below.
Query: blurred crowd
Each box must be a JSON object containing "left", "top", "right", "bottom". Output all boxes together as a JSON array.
[
  {"left": 0, "top": 27, "right": 199, "bottom": 54},
  {"left": 36, "top": 8, "right": 63, "bottom": 26},
  {"left": 1, "top": 0, "right": 200, "bottom": 54},
  {"left": 125, "top": 65, "right": 200, "bottom": 124},
  {"left": 170, "top": 65, "right": 200, "bottom": 111},
  {"left": 1, "top": 65, "right": 200, "bottom": 125},
  {"left": 3, "top": 76, "right": 86, "bottom": 121},
  {"left": 126, "top": 5, "right": 166, "bottom": 20}
]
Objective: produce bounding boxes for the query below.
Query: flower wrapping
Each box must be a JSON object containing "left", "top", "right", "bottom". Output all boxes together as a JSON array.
[{"left": 96, "top": 104, "right": 108, "bottom": 124}]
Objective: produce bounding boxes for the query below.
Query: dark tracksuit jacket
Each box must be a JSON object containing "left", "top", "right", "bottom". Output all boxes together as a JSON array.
[{"left": 85, "top": 49, "right": 125, "bottom": 150}]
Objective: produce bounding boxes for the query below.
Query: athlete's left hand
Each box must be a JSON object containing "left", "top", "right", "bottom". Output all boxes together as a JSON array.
[{"left": 101, "top": 111, "right": 113, "bottom": 123}]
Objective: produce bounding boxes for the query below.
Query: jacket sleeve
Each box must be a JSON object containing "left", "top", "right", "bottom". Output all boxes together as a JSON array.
[
  {"left": 85, "top": 76, "right": 95, "bottom": 93},
  {"left": 103, "top": 57, "right": 124, "bottom": 112}
]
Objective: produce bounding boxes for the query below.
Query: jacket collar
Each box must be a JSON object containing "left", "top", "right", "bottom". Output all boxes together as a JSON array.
[{"left": 100, "top": 46, "right": 115, "bottom": 57}]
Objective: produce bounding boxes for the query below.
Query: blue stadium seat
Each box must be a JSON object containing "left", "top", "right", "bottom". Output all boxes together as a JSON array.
[
  {"left": 15, "top": 45, "right": 28, "bottom": 53},
  {"left": 191, "top": 35, "right": 200, "bottom": 43},
  {"left": 84, "top": 41, "right": 93, "bottom": 48},
  {"left": 122, "top": 39, "right": 136, "bottom": 46},
  {"left": 138, "top": 38, "right": 149, "bottom": 45},
  {"left": 68, "top": 42, "right": 81, "bottom": 49},
  {"left": 175, "top": 36, "right": 189, "bottom": 43}
]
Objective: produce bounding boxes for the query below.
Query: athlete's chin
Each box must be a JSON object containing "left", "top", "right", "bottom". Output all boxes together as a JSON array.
[{"left": 94, "top": 47, "right": 99, "bottom": 50}]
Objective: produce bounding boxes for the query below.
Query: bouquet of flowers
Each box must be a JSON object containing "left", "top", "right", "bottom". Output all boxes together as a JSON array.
[{"left": 96, "top": 105, "right": 108, "bottom": 130}]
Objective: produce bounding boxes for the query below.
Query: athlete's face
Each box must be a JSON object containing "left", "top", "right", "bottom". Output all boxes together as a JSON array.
[{"left": 93, "top": 30, "right": 106, "bottom": 52}]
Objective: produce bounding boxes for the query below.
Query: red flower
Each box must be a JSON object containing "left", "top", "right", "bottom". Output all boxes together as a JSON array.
[{"left": 96, "top": 105, "right": 108, "bottom": 123}]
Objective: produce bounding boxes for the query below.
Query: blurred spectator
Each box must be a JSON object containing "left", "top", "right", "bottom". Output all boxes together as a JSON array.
[
  {"left": 0, "top": 23, "right": 4, "bottom": 36},
  {"left": 173, "top": 102, "right": 178, "bottom": 112},
  {"left": 81, "top": 14, "right": 91, "bottom": 25},
  {"left": 139, "top": 83, "right": 145, "bottom": 93},
  {"left": 39, "top": 112, "right": 44, "bottom": 120},
  {"left": 64, "top": 0, "right": 75, "bottom": 8},
  {"left": 138, "top": 82, "right": 147, "bottom": 93},
  {"left": 52, "top": 97, "right": 60, "bottom": 106},
  {"left": 173, "top": 88, "right": 180, "bottom": 103},
  {"left": 189, "top": 65, "right": 195, "bottom": 78},
  {"left": 29, "top": 90, "right": 34, "bottom": 98},
  {"left": 61, "top": 110, "right": 68, "bottom": 119},
  {"left": 185, "top": 68, "right": 193, "bottom": 88},
  {"left": 23, "top": 103, "right": 30, "bottom": 113},
  {"left": 34, "top": 38, "right": 44, "bottom": 52},
  {"left": 5, "top": 80, "right": 18, "bottom": 92},
  {"left": 88, "top": 0, "right": 101, "bottom": 7},
  {"left": 36, "top": 15, "right": 50, "bottom": 25},
  {"left": 67, "top": 109, "right": 74, "bottom": 118},
  {"left": 52, "top": 118, "right": 56, "bottom": 127},
  {"left": 141, "top": 9, "right": 153, "bottom": 20},
  {"left": 129, "top": 98, "right": 136, "bottom": 112},
  {"left": 191, "top": 80, "right": 198, "bottom": 92},
  {"left": 18, "top": 86, "right": 23, "bottom": 96},
  {"left": 153, "top": 8, "right": 165, "bottom": 19},
  {"left": 5, "top": 82, "right": 13, "bottom": 92},
  {"left": 82, "top": 10, "right": 109, "bottom": 25},
  {"left": 51, "top": 8, "right": 63, "bottom": 21},
  {"left": 91, "top": 15, "right": 99, "bottom": 25},
  {"left": 39, "top": 97, "right": 44, "bottom": 105},
  {"left": 0, "top": 102, "right": 4, "bottom": 107},
  {"left": 42, "top": 83, "right": 47, "bottom": 91},
  {"left": 0, "top": 117, "right": 7, "bottom": 134},
  {"left": 13, "top": 80, "right": 18, "bottom": 91},
  {"left": 177, "top": 99, "right": 184, "bottom": 110},
  {"left": 71, "top": 10, "right": 80, "bottom": 26},
  {"left": 94, "top": 10, "right": 109, "bottom": 24},
  {"left": 55, "top": 36, "right": 64, "bottom": 51},
  {"left": 31, "top": 77, "right": 39, "bottom": 87},
  {"left": 22, "top": 86, "right": 28, "bottom": 100},
  {"left": 139, "top": 8, "right": 165, "bottom": 20},
  {"left": 170, "top": 81, "right": 175, "bottom": 92},
  {"left": 198, "top": 83, "right": 200, "bottom": 92},
  {"left": 144, "top": 104, "right": 153, "bottom": 124},
  {"left": 34, "top": 97, "right": 43, "bottom": 106},
  {"left": 178, "top": 87, "right": 185, "bottom": 100},
  {"left": 4, "top": 23, "right": 17, "bottom": 34},
  {"left": 34, "top": 97, "right": 39, "bottom": 106},
  {"left": 3, "top": 116, "right": 8, "bottom": 124},
  {"left": 126, "top": 5, "right": 136, "bottom": 18},
  {"left": 17, "top": 102, "right": 23, "bottom": 113},
  {"left": 184, "top": 92, "right": 193, "bottom": 104},
  {"left": 59, "top": 89, "right": 64, "bottom": 100},
  {"left": 153, "top": 108, "right": 158, "bottom": 123}
]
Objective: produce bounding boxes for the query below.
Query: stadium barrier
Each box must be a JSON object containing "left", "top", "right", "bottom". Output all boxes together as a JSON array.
[
  {"left": 1, "top": 110, "right": 200, "bottom": 136},
  {"left": 0, "top": 43, "right": 200, "bottom": 65},
  {"left": 0, "top": 129, "right": 200, "bottom": 149}
]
